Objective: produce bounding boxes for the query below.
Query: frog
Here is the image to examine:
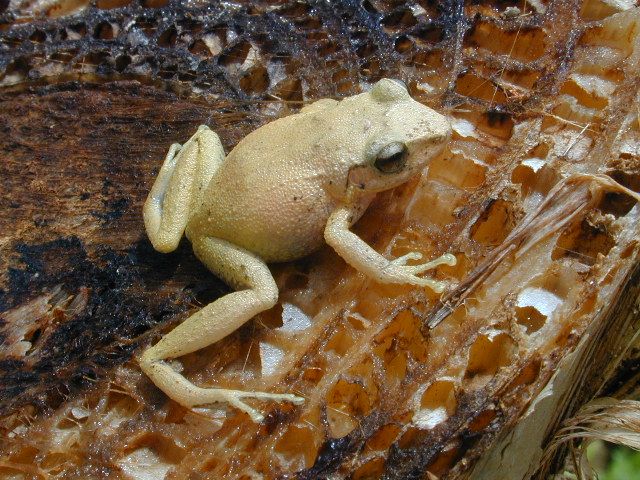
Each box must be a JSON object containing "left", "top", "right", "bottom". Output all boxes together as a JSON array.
[{"left": 140, "top": 78, "right": 456, "bottom": 422}]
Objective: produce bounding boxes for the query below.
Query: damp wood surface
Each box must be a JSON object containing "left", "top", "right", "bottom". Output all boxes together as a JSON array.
[{"left": 1, "top": 1, "right": 640, "bottom": 480}]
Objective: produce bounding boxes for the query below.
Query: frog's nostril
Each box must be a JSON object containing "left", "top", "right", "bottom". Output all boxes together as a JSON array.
[{"left": 425, "top": 133, "right": 445, "bottom": 145}]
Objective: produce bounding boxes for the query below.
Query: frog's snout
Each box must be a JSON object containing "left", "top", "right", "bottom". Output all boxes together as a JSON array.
[
  {"left": 427, "top": 113, "right": 452, "bottom": 144},
  {"left": 410, "top": 121, "right": 451, "bottom": 161},
  {"left": 388, "top": 78, "right": 408, "bottom": 90}
]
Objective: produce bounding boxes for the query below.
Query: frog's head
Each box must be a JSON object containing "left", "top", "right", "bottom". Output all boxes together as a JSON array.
[{"left": 346, "top": 78, "right": 451, "bottom": 195}]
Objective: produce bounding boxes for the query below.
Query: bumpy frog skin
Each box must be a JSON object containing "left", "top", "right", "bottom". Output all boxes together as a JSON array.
[{"left": 141, "top": 79, "right": 455, "bottom": 422}]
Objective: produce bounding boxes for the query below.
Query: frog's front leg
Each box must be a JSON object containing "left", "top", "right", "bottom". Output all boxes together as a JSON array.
[
  {"left": 139, "top": 237, "right": 304, "bottom": 422},
  {"left": 324, "top": 203, "right": 456, "bottom": 293}
]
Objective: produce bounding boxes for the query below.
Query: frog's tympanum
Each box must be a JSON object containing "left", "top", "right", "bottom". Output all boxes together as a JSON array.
[{"left": 142, "top": 79, "right": 455, "bottom": 422}]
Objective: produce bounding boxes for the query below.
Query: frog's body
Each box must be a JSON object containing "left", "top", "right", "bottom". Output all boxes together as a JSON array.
[
  {"left": 141, "top": 79, "right": 455, "bottom": 422},
  {"left": 184, "top": 111, "right": 354, "bottom": 262}
]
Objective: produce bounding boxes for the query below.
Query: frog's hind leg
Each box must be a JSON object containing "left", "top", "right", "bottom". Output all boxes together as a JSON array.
[
  {"left": 139, "top": 237, "right": 304, "bottom": 422},
  {"left": 143, "top": 126, "right": 224, "bottom": 253}
]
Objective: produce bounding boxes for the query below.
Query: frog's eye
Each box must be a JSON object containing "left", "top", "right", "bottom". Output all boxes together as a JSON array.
[{"left": 374, "top": 142, "right": 408, "bottom": 174}]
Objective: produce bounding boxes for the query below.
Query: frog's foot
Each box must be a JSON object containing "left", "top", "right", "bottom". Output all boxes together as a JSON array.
[
  {"left": 191, "top": 388, "right": 305, "bottom": 423},
  {"left": 382, "top": 252, "right": 457, "bottom": 293},
  {"left": 141, "top": 357, "right": 304, "bottom": 423},
  {"left": 390, "top": 252, "right": 457, "bottom": 272}
]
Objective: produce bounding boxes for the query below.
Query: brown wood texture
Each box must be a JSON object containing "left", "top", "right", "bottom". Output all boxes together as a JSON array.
[
  {"left": 1, "top": 1, "right": 639, "bottom": 479},
  {"left": 0, "top": 81, "right": 234, "bottom": 413}
]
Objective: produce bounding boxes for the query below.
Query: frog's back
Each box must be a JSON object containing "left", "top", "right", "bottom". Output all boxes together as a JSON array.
[{"left": 186, "top": 114, "right": 337, "bottom": 263}]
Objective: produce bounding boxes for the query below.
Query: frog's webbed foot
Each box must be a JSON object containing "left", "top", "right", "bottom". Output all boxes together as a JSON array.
[
  {"left": 139, "top": 237, "right": 305, "bottom": 422},
  {"left": 143, "top": 125, "right": 225, "bottom": 253}
]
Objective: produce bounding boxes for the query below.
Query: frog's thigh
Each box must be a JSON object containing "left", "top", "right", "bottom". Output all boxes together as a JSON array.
[
  {"left": 139, "top": 237, "right": 300, "bottom": 421},
  {"left": 143, "top": 126, "right": 225, "bottom": 253}
]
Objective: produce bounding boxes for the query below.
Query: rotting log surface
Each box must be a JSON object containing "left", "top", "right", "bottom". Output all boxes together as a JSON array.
[
  {"left": 1, "top": 1, "right": 640, "bottom": 479},
  {"left": 0, "top": 81, "right": 235, "bottom": 414}
]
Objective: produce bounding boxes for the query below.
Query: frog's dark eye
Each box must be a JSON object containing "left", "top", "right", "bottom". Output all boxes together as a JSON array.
[{"left": 374, "top": 142, "right": 408, "bottom": 174}]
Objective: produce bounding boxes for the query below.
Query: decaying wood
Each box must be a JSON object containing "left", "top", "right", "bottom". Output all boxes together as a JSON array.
[
  {"left": 1, "top": 1, "right": 639, "bottom": 479},
  {"left": 0, "top": 81, "right": 237, "bottom": 413}
]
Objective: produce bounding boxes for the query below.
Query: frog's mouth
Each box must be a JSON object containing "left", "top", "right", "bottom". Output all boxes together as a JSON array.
[{"left": 347, "top": 163, "right": 416, "bottom": 193}]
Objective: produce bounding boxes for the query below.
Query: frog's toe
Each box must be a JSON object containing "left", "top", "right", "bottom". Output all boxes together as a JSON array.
[
  {"left": 412, "top": 276, "right": 449, "bottom": 293},
  {"left": 390, "top": 252, "right": 423, "bottom": 266},
  {"left": 217, "top": 390, "right": 305, "bottom": 422},
  {"left": 225, "top": 397, "right": 265, "bottom": 423},
  {"left": 239, "top": 391, "right": 306, "bottom": 405}
]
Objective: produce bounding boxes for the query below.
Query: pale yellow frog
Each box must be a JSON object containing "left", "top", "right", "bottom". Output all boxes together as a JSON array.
[{"left": 141, "top": 78, "right": 455, "bottom": 422}]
